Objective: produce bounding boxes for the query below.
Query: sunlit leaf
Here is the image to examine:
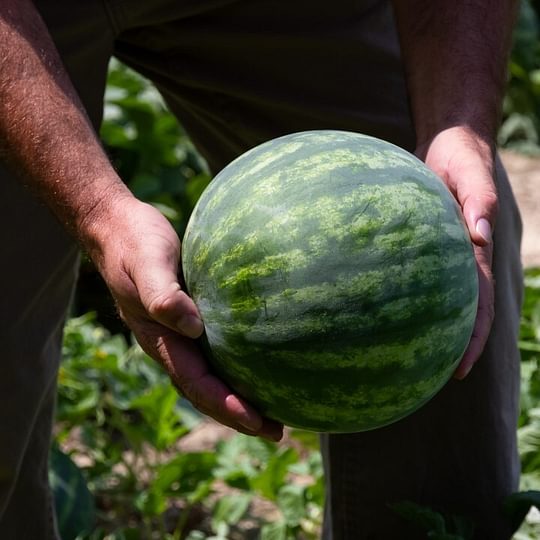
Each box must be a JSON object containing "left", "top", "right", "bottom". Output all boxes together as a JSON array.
[{"left": 211, "top": 493, "right": 252, "bottom": 530}]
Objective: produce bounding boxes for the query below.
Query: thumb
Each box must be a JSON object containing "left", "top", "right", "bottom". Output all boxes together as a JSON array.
[
  {"left": 132, "top": 260, "right": 204, "bottom": 339},
  {"left": 457, "top": 169, "right": 498, "bottom": 248}
]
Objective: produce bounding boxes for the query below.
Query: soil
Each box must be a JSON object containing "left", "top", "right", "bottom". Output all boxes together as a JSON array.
[{"left": 502, "top": 150, "right": 540, "bottom": 268}]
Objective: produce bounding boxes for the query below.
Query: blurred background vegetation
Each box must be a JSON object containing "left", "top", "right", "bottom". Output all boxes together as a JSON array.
[{"left": 51, "top": 1, "right": 540, "bottom": 538}]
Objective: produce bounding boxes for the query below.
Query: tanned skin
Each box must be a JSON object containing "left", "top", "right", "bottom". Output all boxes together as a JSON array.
[
  {"left": 0, "top": 0, "right": 517, "bottom": 435},
  {"left": 0, "top": 0, "right": 283, "bottom": 442},
  {"left": 392, "top": 0, "right": 519, "bottom": 378}
]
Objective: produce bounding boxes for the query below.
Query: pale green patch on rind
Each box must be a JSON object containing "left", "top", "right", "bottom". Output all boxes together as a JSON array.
[
  {"left": 218, "top": 249, "right": 311, "bottom": 289},
  {"left": 198, "top": 180, "right": 454, "bottom": 289},
  {"left": 198, "top": 250, "right": 475, "bottom": 335},
  {"left": 184, "top": 131, "right": 452, "bottom": 280}
]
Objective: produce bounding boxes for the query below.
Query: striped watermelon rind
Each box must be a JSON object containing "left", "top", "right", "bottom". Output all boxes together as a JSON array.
[{"left": 182, "top": 130, "right": 478, "bottom": 433}]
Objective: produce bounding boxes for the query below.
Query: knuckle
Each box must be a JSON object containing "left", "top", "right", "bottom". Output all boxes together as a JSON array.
[
  {"left": 176, "top": 378, "right": 205, "bottom": 412},
  {"left": 483, "top": 190, "right": 499, "bottom": 218},
  {"left": 486, "top": 301, "right": 495, "bottom": 325},
  {"left": 146, "top": 293, "right": 174, "bottom": 320}
]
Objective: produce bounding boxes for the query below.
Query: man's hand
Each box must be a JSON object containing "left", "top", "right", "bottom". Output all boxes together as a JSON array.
[
  {"left": 416, "top": 127, "right": 497, "bottom": 379},
  {"left": 391, "top": 0, "right": 517, "bottom": 376},
  {"left": 86, "top": 197, "right": 283, "bottom": 441},
  {"left": 0, "top": 1, "right": 282, "bottom": 441}
]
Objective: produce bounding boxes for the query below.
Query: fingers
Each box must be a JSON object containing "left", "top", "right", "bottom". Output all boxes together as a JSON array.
[
  {"left": 126, "top": 242, "right": 204, "bottom": 339},
  {"left": 95, "top": 201, "right": 279, "bottom": 440},
  {"left": 421, "top": 128, "right": 498, "bottom": 380},
  {"left": 445, "top": 144, "right": 498, "bottom": 249},
  {"left": 141, "top": 278, "right": 203, "bottom": 339},
  {"left": 445, "top": 165, "right": 496, "bottom": 378},
  {"left": 453, "top": 165, "right": 496, "bottom": 378},
  {"left": 458, "top": 180, "right": 498, "bottom": 248},
  {"left": 130, "top": 319, "right": 283, "bottom": 442},
  {"left": 453, "top": 243, "right": 494, "bottom": 379}
]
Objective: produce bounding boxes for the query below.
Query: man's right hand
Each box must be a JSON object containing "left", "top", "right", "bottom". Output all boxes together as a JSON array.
[
  {"left": 84, "top": 195, "right": 283, "bottom": 442},
  {"left": 1, "top": 2, "right": 282, "bottom": 442}
]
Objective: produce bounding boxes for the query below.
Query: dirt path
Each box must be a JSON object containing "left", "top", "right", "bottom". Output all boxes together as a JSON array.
[{"left": 502, "top": 150, "right": 540, "bottom": 268}]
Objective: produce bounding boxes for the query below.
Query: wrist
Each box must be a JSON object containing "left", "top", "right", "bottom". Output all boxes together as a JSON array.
[
  {"left": 414, "top": 110, "right": 499, "bottom": 154},
  {"left": 392, "top": 1, "right": 517, "bottom": 155},
  {"left": 416, "top": 125, "right": 495, "bottom": 162},
  {"left": 75, "top": 180, "right": 136, "bottom": 257}
]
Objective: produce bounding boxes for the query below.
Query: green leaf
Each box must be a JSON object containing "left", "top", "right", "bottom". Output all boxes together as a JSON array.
[
  {"left": 211, "top": 493, "right": 252, "bottom": 531},
  {"left": 276, "top": 484, "right": 306, "bottom": 527},
  {"left": 504, "top": 490, "right": 540, "bottom": 532},
  {"left": 186, "top": 479, "right": 213, "bottom": 505},
  {"left": 134, "top": 489, "right": 167, "bottom": 517},
  {"left": 289, "top": 429, "right": 321, "bottom": 451},
  {"left": 519, "top": 416, "right": 540, "bottom": 473},
  {"left": 209, "top": 521, "right": 229, "bottom": 539},
  {"left": 129, "top": 384, "right": 188, "bottom": 450},
  {"left": 186, "top": 173, "right": 211, "bottom": 208},
  {"left": 519, "top": 341, "right": 540, "bottom": 353},
  {"left": 49, "top": 445, "right": 95, "bottom": 540},
  {"left": 214, "top": 435, "right": 275, "bottom": 488},
  {"left": 446, "top": 514, "right": 475, "bottom": 540},
  {"left": 260, "top": 519, "right": 288, "bottom": 540},
  {"left": 152, "top": 452, "right": 217, "bottom": 497},
  {"left": 250, "top": 447, "right": 299, "bottom": 500},
  {"left": 184, "top": 531, "right": 206, "bottom": 540}
]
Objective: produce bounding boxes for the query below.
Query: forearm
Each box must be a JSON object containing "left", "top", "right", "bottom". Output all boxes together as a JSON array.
[
  {"left": 391, "top": 1, "right": 518, "bottom": 375},
  {"left": 0, "top": 0, "right": 131, "bottom": 245},
  {"left": 392, "top": 0, "right": 518, "bottom": 147}
]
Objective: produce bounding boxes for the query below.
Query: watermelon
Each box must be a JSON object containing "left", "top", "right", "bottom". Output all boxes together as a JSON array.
[{"left": 181, "top": 130, "right": 478, "bottom": 433}]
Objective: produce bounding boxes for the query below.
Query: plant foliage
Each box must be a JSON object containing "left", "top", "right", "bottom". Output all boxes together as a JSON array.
[{"left": 52, "top": 314, "right": 324, "bottom": 539}]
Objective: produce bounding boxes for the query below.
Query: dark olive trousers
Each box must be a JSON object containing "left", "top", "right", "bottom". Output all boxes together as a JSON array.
[{"left": 0, "top": 1, "right": 523, "bottom": 538}]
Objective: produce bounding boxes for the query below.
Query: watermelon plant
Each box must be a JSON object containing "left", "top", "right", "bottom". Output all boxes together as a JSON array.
[
  {"left": 500, "top": 0, "right": 540, "bottom": 154},
  {"left": 53, "top": 314, "right": 324, "bottom": 539},
  {"left": 182, "top": 130, "right": 479, "bottom": 433}
]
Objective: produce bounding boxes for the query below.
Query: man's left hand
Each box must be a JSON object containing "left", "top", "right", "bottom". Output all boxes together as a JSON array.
[{"left": 416, "top": 126, "right": 498, "bottom": 379}]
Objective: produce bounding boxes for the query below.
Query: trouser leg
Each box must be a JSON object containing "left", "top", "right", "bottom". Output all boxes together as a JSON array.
[
  {"left": 0, "top": 164, "right": 80, "bottom": 539},
  {"left": 321, "top": 155, "right": 522, "bottom": 539},
  {"left": 0, "top": 2, "right": 114, "bottom": 537},
  {"left": 110, "top": 0, "right": 415, "bottom": 174}
]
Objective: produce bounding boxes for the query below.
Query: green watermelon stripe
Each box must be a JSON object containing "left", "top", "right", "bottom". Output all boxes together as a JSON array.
[
  {"left": 208, "top": 232, "right": 470, "bottom": 292},
  {"left": 182, "top": 130, "right": 478, "bottom": 432},
  {"left": 187, "top": 173, "right": 455, "bottom": 274},
  {"left": 200, "top": 276, "right": 475, "bottom": 340},
  {"left": 193, "top": 132, "right": 429, "bottom": 218},
  {"left": 202, "top": 288, "right": 476, "bottom": 362},
  {"left": 204, "top": 314, "right": 468, "bottom": 431},
  {"left": 195, "top": 249, "right": 475, "bottom": 337}
]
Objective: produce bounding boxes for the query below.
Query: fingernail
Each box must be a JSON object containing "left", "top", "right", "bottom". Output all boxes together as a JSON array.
[
  {"left": 178, "top": 314, "right": 204, "bottom": 338},
  {"left": 476, "top": 218, "right": 492, "bottom": 243},
  {"left": 454, "top": 363, "right": 473, "bottom": 380},
  {"left": 223, "top": 394, "right": 263, "bottom": 432}
]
